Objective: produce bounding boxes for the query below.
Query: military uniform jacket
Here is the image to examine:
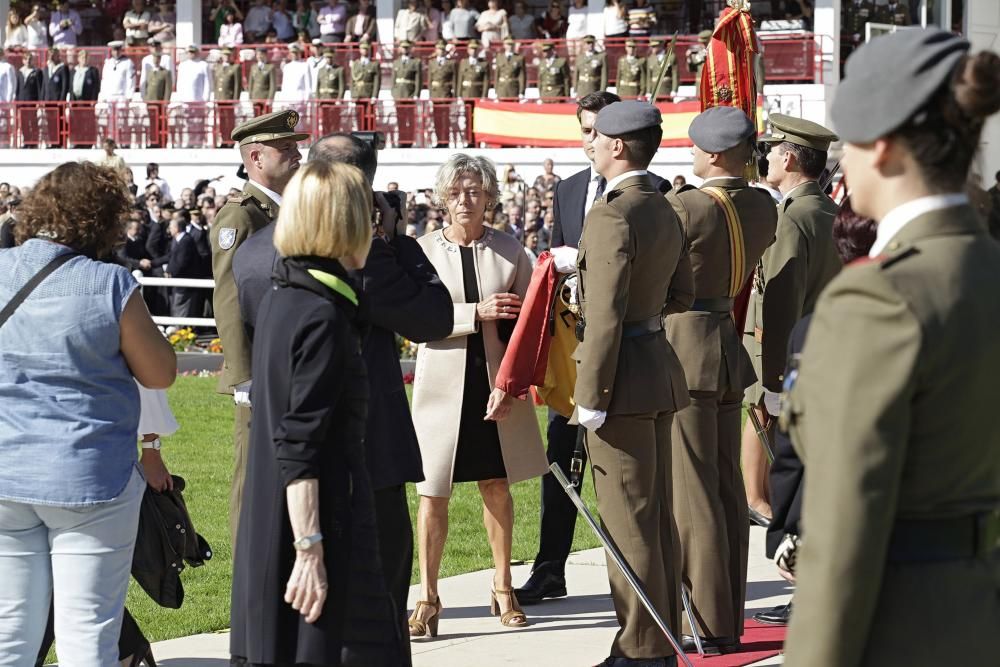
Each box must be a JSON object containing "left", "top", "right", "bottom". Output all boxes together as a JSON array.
[
  {"left": 574, "top": 51, "right": 607, "bottom": 96},
  {"left": 315, "top": 64, "right": 345, "bottom": 99},
  {"left": 615, "top": 56, "right": 646, "bottom": 96},
  {"left": 665, "top": 177, "right": 777, "bottom": 392},
  {"left": 210, "top": 182, "right": 278, "bottom": 393},
  {"left": 492, "top": 53, "right": 525, "bottom": 98},
  {"left": 574, "top": 174, "right": 694, "bottom": 415},
  {"left": 391, "top": 56, "right": 421, "bottom": 99},
  {"left": 844, "top": 0, "right": 876, "bottom": 35},
  {"left": 213, "top": 62, "right": 242, "bottom": 101},
  {"left": 427, "top": 56, "right": 456, "bottom": 98},
  {"left": 875, "top": 2, "right": 909, "bottom": 25},
  {"left": 538, "top": 57, "right": 570, "bottom": 98},
  {"left": 457, "top": 58, "right": 489, "bottom": 99},
  {"left": 645, "top": 52, "right": 678, "bottom": 96},
  {"left": 248, "top": 63, "right": 277, "bottom": 100},
  {"left": 143, "top": 67, "right": 172, "bottom": 102},
  {"left": 350, "top": 59, "right": 381, "bottom": 99},
  {"left": 784, "top": 205, "right": 1000, "bottom": 666},
  {"left": 752, "top": 180, "right": 840, "bottom": 392}
]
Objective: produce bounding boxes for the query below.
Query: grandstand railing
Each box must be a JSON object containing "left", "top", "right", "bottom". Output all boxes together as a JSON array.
[{"left": 137, "top": 275, "right": 217, "bottom": 328}]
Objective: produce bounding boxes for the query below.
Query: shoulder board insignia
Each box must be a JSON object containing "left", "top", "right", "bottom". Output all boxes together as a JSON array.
[
  {"left": 606, "top": 190, "right": 622, "bottom": 203},
  {"left": 227, "top": 192, "right": 251, "bottom": 205},
  {"left": 218, "top": 227, "right": 237, "bottom": 250}
]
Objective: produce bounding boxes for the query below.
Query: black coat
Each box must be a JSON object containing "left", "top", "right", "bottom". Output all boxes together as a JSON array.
[
  {"left": 70, "top": 65, "right": 101, "bottom": 101},
  {"left": 116, "top": 234, "right": 151, "bottom": 271},
  {"left": 551, "top": 167, "right": 672, "bottom": 248},
  {"left": 765, "top": 314, "right": 812, "bottom": 558},
  {"left": 168, "top": 232, "right": 201, "bottom": 279},
  {"left": 0, "top": 216, "right": 15, "bottom": 249},
  {"left": 232, "top": 221, "right": 280, "bottom": 344},
  {"left": 187, "top": 222, "right": 213, "bottom": 277},
  {"left": 42, "top": 63, "right": 71, "bottom": 102},
  {"left": 17, "top": 68, "right": 43, "bottom": 101},
  {"left": 230, "top": 257, "right": 402, "bottom": 666},
  {"left": 145, "top": 220, "right": 170, "bottom": 267}
]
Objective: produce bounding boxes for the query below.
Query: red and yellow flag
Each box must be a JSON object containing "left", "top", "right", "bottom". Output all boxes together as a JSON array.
[{"left": 700, "top": 0, "right": 759, "bottom": 131}]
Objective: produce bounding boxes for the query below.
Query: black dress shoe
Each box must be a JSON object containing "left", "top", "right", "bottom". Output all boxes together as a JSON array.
[
  {"left": 753, "top": 602, "right": 792, "bottom": 626},
  {"left": 514, "top": 567, "right": 567, "bottom": 605},
  {"left": 748, "top": 505, "right": 772, "bottom": 528},
  {"left": 680, "top": 634, "right": 739, "bottom": 655}
]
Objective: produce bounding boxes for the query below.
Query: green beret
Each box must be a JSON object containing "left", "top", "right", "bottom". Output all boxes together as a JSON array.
[
  {"left": 760, "top": 113, "right": 838, "bottom": 152},
  {"left": 232, "top": 109, "right": 311, "bottom": 147}
]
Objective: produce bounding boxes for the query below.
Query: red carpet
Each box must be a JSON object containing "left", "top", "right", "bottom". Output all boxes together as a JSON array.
[{"left": 686, "top": 620, "right": 786, "bottom": 666}]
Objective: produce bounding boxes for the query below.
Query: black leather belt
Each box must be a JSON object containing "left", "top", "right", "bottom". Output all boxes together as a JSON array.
[
  {"left": 887, "top": 510, "right": 1000, "bottom": 563},
  {"left": 690, "top": 296, "right": 734, "bottom": 312},
  {"left": 622, "top": 315, "right": 663, "bottom": 338}
]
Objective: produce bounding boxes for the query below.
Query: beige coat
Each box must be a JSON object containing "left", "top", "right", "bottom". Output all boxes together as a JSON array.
[{"left": 412, "top": 228, "right": 547, "bottom": 498}]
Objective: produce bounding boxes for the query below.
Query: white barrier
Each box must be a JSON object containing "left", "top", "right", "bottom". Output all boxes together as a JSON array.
[{"left": 135, "top": 273, "right": 217, "bottom": 329}]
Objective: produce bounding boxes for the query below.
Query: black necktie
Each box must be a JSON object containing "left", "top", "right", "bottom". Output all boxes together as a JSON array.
[{"left": 593, "top": 177, "right": 606, "bottom": 203}]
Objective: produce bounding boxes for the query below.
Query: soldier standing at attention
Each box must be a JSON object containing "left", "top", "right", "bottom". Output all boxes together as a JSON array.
[
  {"left": 664, "top": 107, "right": 778, "bottom": 655},
  {"left": 248, "top": 47, "right": 277, "bottom": 106},
  {"left": 875, "top": 0, "right": 910, "bottom": 26},
  {"left": 615, "top": 39, "right": 646, "bottom": 99},
  {"left": 537, "top": 42, "right": 570, "bottom": 101},
  {"left": 391, "top": 39, "right": 421, "bottom": 147},
  {"left": 350, "top": 41, "right": 381, "bottom": 129},
  {"left": 493, "top": 37, "right": 526, "bottom": 100},
  {"left": 784, "top": 28, "right": 1000, "bottom": 666},
  {"left": 143, "top": 51, "right": 172, "bottom": 148},
  {"left": 574, "top": 35, "right": 607, "bottom": 98},
  {"left": 843, "top": 0, "right": 876, "bottom": 63},
  {"left": 315, "top": 48, "right": 346, "bottom": 133},
  {"left": 210, "top": 110, "right": 310, "bottom": 543},
  {"left": 645, "top": 37, "right": 677, "bottom": 99},
  {"left": 213, "top": 47, "right": 243, "bottom": 148},
  {"left": 427, "top": 39, "right": 456, "bottom": 147},
  {"left": 457, "top": 40, "right": 488, "bottom": 146},
  {"left": 686, "top": 30, "right": 712, "bottom": 82},
  {"left": 574, "top": 100, "right": 694, "bottom": 667}
]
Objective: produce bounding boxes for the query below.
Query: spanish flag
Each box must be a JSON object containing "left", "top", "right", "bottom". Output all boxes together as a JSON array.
[{"left": 700, "top": 0, "right": 759, "bottom": 131}]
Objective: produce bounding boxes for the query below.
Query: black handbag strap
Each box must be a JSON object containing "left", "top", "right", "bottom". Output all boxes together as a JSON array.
[{"left": 0, "top": 252, "right": 78, "bottom": 330}]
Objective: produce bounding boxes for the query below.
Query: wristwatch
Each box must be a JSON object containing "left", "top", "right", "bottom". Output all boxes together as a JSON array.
[
  {"left": 292, "top": 532, "right": 323, "bottom": 551},
  {"left": 141, "top": 437, "right": 162, "bottom": 450}
]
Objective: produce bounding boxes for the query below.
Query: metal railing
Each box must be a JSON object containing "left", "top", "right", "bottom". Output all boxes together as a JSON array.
[{"left": 137, "top": 275, "right": 217, "bottom": 329}]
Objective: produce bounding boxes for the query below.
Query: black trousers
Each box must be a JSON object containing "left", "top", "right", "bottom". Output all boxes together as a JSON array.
[
  {"left": 372, "top": 484, "right": 413, "bottom": 667},
  {"left": 36, "top": 605, "right": 144, "bottom": 665},
  {"left": 532, "top": 411, "right": 586, "bottom": 576}
]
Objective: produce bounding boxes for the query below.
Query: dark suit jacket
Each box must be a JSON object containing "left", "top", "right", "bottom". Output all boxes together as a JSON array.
[
  {"left": 168, "top": 233, "right": 201, "bottom": 278},
  {"left": 17, "top": 68, "right": 44, "bottom": 101},
  {"left": 187, "top": 222, "right": 213, "bottom": 277},
  {"left": 70, "top": 65, "right": 101, "bottom": 101},
  {"left": 117, "top": 235, "right": 152, "bottom": 271},
  {"left": 146, "top": 220, "right": 170, "bottom": 267},
  {"left": 0, "top": 216, "right": 15, "bottom": 249},
  {"left": 232, "top": 221, "right": 279, "bottom": 345},
  {"left": 43, "top": 63, "right": 71, "bottom": 102},
  {"left": 552, "top": 167, "right": 671, "bottom": 249}
]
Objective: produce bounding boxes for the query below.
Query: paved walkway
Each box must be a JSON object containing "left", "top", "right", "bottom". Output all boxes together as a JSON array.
[{"left": 148, "top": 526, "right": 790, "bottom": 666}]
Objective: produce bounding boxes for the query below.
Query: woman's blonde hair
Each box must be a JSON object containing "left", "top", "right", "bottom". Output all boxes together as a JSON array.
[
  {"left": 432, "top": 153, "right": 500, "bottom": 208},
  {"left": 274, "top": 161, "right": 372, "bottom": 259}
]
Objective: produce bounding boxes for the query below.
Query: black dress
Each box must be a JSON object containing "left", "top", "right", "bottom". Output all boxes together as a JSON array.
[
  {"left": 451, "top": 245, "right": 510, "bottom": 483},
  {"left": 230, "top": 256, "right": 403, "bottom": 667}
]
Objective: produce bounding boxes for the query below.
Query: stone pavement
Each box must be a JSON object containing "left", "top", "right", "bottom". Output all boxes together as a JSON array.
[{"left": 147, "top": 525, "right": 791, "bottom": 666}]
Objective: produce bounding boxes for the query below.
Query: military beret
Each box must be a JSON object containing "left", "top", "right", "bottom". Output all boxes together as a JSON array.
[
  {"left": 186, "top": 44, "right": 199, "bottom": 52},
  {"left": 231, "top": 109, "right": 311, "bottom": 147},
  {"left": 649, "top": 38, "right": 662, "bottom": 48},
  {"left": 624, "top": 38, "right": 636, "bottom": 47},
  {"left": 583, "top": 35, "right": 596, "bottom": 43},
  {"left": 698, "top": 30, "right": 713, "bottom": 42},
  {"left": 760, "top": 113, "right": 838, "bottom": 152},
  {"left": 108, "top": 40, "right": 124, "bottom": 49},
  {"left": 689, "top": 106, "right": 756, "bottom": 153},
  {"left": 832, "top": 27, "right": 969, "bottom": 144},
  {"left": 595, "top": 100, "right": 662, "bottom": 136}
]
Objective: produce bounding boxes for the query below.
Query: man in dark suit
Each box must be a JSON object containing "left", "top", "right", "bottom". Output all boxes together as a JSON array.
[
  {"left": 166, "top": 212, "right": 204, "bottom": 318},
  {"left": 186, "top": 207, "right": 213, "bottom": 277},
  {"left": 234, "top": 133, "right": 453, "bottom": 665},
  {"left": 117, "top": 217, "right": 153, "bottom": 272},
  {"left": 17, "top": 52, "right": 44, "bottom": 147},
  {"left": 69, "top": 48, "right": 101, "bottom": 101},
  {"left": 42, "top": 47, "right": 71, "bottom": 147},
  {"left": 516, "top": 91, "right": 673, "bottom": 605}
]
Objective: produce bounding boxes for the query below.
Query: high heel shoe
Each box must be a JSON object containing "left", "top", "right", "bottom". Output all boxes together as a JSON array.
[
  {"left": 408, "top": 596, "right": 442, "bottom": 638},
  {"left": 126, "top": 640, "right": 157, "bottom": 667},
  {"left": 490, "top": 588, "right": 528, "bottom": 628}
]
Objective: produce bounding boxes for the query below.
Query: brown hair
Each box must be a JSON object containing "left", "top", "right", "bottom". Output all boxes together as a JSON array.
[
  {"left": 832, "top": 197, "right": 877, "bottom": 264},
  {"left": 896, "top": 51, "right": 1000, "bottom": 192},
  {"left": 14, "top": 162, "right": 132, "bottom": 258}
]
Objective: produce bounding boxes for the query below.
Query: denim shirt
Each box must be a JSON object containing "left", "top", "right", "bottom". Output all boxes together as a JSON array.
[{"left": 0, "top": 239, "right": 141, "bottom": 506}]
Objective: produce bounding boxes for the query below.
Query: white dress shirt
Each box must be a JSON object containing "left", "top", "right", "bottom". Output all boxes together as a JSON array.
[
  {"left": 604, "top": 169, "right": 648, "bottom": 194},
  {"left": 869, "top": 193, "right": 969, "bottom": 257},
  {"left": 583, "top": 166, "right": 602, "bottom": 217}
]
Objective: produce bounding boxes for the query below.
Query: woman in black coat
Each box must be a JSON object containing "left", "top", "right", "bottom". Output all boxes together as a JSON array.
[{"left": 230, "top": 161, "right": 403, "bottom": 667}]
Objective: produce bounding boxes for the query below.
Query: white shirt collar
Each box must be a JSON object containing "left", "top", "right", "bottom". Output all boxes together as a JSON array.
[
  {"left": 249, "top": 179, "right": 283, "bottom": 206},
  {"left": 590, "top": 165, "right": 600, "bottom": 182},
  {"left": 604, "top": 169, "right": 648, "bottom": 194},
  {"left": 869, "top": 193, "right": 968, "bottom": 257}
]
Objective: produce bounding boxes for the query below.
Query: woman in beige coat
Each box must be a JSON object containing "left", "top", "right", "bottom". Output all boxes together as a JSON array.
[{"left": 409, "top": 154, "right": 547, "bottom": 638}]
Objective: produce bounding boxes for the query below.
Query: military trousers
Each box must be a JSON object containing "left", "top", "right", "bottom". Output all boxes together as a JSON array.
[
  {"left": 229, "top": 404, "right": 252, "bottom": 546},
  {"left": 671, "top": 389, "right": 749, "bottom": 640},
  {"left": 586, "top": 411, "right": 681, "bottom": 659},
  {"left": 394, "top": 99, "right": 416, "bottom": 147}
]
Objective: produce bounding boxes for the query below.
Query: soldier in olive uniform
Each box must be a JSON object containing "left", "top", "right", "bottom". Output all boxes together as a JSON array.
[
  {"left": 493, "top": 37, "right": 526, "bottom": 100},
  {"left": 427, "top": 39, "right": 456, "bottom": 147},
  {"left": 842, "top": 0, "right": 876, "bottom": 65},
  {"left": 615, "top": 39, "right": 647, "bottom": 99},
  {"left": 574, "top": 101, "right": 693, "bottom": 665},
  {"left": 315, "top": 48, "right": 346, "bottom": 134},
  {"left": 574, "top": 35, "right": 607, "bottom": 98},
  {"left": 686, "top": 30, "right": 712, "bottom": 82},
  {"left": 645, "top": 38, "right": 678, "bottom": 99},
  {"left": 248, "top": 47, "right": 277, "bottom": 106},
  {"left": 784, "top": 28, "right": 1000, "bottom": 666},
  {"left": 351, "top": 41, "right": 381, "bottom": 130},
  {"left": 214, "top": 47, "right": 243, "bottom": 148},
  {"left": 664, "top": 107, "right": 778, "bottom": 654},
  {"left": 875, "top": 0, "right": 909, "bottom": 25},
  {"left": 537, "top": 42, "right": 570, "bottom": 101},
  {"left": 143, "top": 56, "right": 172, "bottom": 148},
  {"left": 457, "top": 40, "right": 488, "bottom": 147},
  {"left": 210, "top": 110, "right": 310, "bottom": 543},
  {"left": 391, "top": 40, "right": 421, "bottom": 147}
]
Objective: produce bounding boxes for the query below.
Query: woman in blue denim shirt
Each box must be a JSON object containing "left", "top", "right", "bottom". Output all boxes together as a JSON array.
[{"left": 0, "top": 161, "right": 177, "bottom": 666}]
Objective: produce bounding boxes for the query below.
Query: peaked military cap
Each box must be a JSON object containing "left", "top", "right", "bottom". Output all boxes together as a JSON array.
[
  {"left": 583, "top": 35, "right": 596, "bottom": 44},
  {"left": 186, "top": 44, "right": 199, "bottom": 52},
  {"left": 503, "top": 36, "right": 515, "bottom": 45},
  {"left": 255, "top": 46, "right": 268, "bottom": 53},
  {"left": 358, "top": 41, "right": 371, "bottom": 51},
  {"left": 595, "top": 100, "right": 662, "bottom": 136},
  {"left": 541, "top": 42, "right": 554, "bottom": 52},
  {"left": 399, "top": 39, "right": 413, "bottom": 48},
  {"left": 698, "top": 30, "right": 713, "bottom": 42},
  {"left": 649, "top": 38, "right": 662, "bottom": 47},
  {"left": 288, "top": 43, "right": 302, "bottom": 52},
  {"left": 435, "top": 39, "right": 447, "bottom": 48},
  {"left": 108, "top": 40, "right": 125, "bottom": 49},
  {"left": 832, "top": 27, "right": 970, "bottom": 144},
  {"left": 760, "top": 113, "right": 838, "bottom": 151},
  {"left": 468, "top": 39, "right": 481, "bottom": 48},
  {"left": 311, "top": 38, "right": 322, "bottom": 46},
  {"left": 323, "top": 48, "right": 336, "bottom": 56},
  {"left": 221, "top": 46, "right": 233, "bottom": 55},
  {"left": 232, "top": 109, "right": 311, "bottom": 146},
  {"left": 689, "top": 106, "right": 756, "bottom": 153},
  {"left": 624, "top": 38, "right": 636, "bottom": 47}
]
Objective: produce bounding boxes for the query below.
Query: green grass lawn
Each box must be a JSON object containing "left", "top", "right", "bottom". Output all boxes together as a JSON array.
[{"left": 126, "top": 375, "right": 602, "bottom": 644}]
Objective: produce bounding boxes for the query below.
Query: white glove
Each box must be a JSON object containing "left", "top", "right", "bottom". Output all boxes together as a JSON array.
[
  {"left": 763, "top": 389, "right": 781, "bottom": 417},
  {"left": 577, "top": 405, "right": 607, "bottom": 431},
  {"left": 233, "top": 380, "right": 252, "bottom": 407},
  {"left": 565, "top": 274, "right": 579, "bottom": 305},
  {"left": 549, "top": 246, "right": 579, "bottom": 274}
]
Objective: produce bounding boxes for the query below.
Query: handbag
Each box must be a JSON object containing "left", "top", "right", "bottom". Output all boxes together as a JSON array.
[{"left": 0, "top": 251, "right": 78, "bottom": 330}]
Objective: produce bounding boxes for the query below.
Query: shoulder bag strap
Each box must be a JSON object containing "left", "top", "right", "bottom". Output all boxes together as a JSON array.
[
  {"left": 0, "top": 252, "right": 79, "bottom": 330},
  {"left": 701, "top": 185, "right": 747, "bottom": 298}
]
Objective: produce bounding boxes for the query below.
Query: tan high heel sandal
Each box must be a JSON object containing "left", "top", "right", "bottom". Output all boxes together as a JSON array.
[
  {"left": 408, "top": 596, "right": 442, "bottom": 638},
  {"left": 490, "top": 588, "right": 528, "bottom": 628}
]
